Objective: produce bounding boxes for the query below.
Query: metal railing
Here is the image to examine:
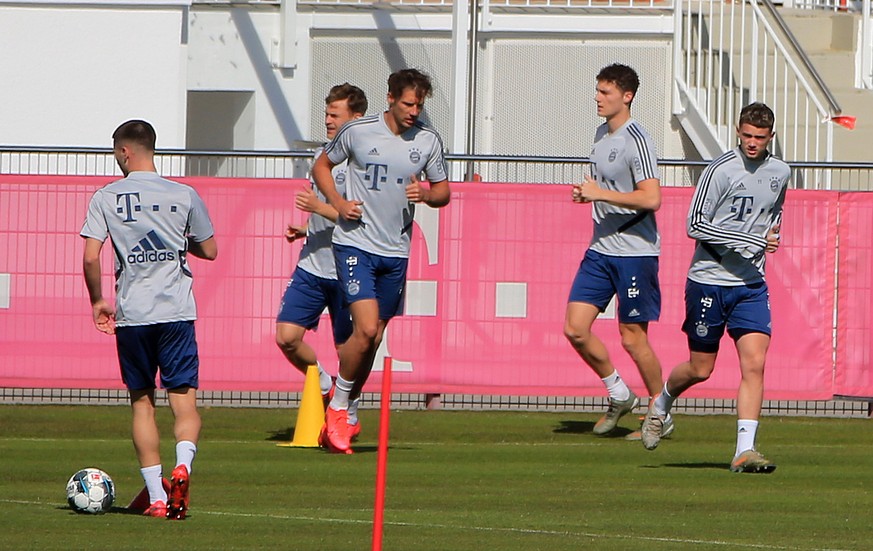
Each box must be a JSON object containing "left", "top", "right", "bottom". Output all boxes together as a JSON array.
[
  {"left": 4, "top": 147, "right": 873, "bottom": 190},
  {"left": 673, "top": 0, "right": 839, "bottom": 162}
]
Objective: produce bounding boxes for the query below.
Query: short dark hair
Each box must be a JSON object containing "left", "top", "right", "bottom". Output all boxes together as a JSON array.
[
  {"left": 596, "top": 63, "right": 640, "bottom": 100},
  {"left": 112, "top": 120, "right": 156, "bottom": 151},
  {"left": 387, "top": 68, "right": 433, "bottom": 100},
  {"left": 325, "top": 83, "right": 368, "bottom": 116},
  {"left": 738, "top": 102, "right": 776, "bottom": 131}
]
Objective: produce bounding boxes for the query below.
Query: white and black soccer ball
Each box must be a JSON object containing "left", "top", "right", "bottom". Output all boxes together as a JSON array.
[{"left": 66, "top": 468, "right": 116, "bottom": 514}]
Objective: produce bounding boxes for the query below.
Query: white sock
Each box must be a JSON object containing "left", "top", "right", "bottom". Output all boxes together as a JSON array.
[
  {"left": 317, "top": 361, "right": 333, "bottom": 395},
  {"left": 175, "top": 440, "right": 197, "bottom": 474},
  {"left": 140, "top": 464, "right": 166, "bottom": 504},
  {"left": 348, "top": 398, "right": 360, "bottom": 425},
  {"left": 330, "top": 375, "right": 353, "bottom": 410},
  {"left": 653, "top": 384, "right": 675, "bottom": 416},
  {"left": 602, "top": 370, "right": 630, "bottom": 401},
  {"left": 735, "top": 419, "right": 759, "bottom": 456}
]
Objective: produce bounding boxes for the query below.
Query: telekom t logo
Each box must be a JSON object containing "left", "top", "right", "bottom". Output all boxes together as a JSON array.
[
  {"left": 116, "top": 192, "right": 141, "bottom": 222},
  {"left": 364, "top": 163, "right": 388, "bottom": 191}
]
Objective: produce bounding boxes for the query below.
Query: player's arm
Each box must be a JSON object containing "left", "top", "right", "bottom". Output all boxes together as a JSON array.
[
  {"left": 575, "top": 176, "right": 661, "bottom": 210},
  {"left": 686, "top": 167, "right": 767, "bottom": 258},
  {"left": 406, "top": 175, "right": 450, "bottom": 208},
  {"left": 82, "top": 237, "right": 115, "bottom": 335},
  {"left": 296, "top": 186, "right": 339, "bottom": 223},
  {"left": 313, "top": 153, "right": 362, "bottom": 221},
  {"left": 188, "top": 236, "right": 218, "bottom": 261}
]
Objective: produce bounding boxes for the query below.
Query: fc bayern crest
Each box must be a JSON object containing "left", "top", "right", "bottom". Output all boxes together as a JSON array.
[
  {"left": 695, "top": 322, "right": 709, "bottom": 337},
  {"left": 608, "top": 148, "right": 618, "bottom": 162},
  {"left": 336, "top": 171, "right": 346, "bottom": 185},
  {"left": 348, "top": 280, "right": 360, "bottom": 296},
  {"left": 769, "top": 177, "right": 780, "bottom": 192},
  {"left": 409, "top": 148, "right": 421, "bottom": 163}
]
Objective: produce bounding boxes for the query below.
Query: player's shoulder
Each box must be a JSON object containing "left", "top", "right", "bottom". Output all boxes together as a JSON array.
[
  {"left": 339, "top": 114, "right": 382, "bottom": 135},
  {"left": 764, "top": 152, "right": 791, "bottom": 173},
  {"left": 411, "top": 120, "right": 445, "bottom": 147}
]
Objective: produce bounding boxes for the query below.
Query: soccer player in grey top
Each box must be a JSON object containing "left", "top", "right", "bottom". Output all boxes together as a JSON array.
[
  {"left": 641, "top": 103, "right": 788, "bottom": 474},
  {"left": 564, "top": 64, "right": 667, "bottom": 438},
  {"left": 81, "top": 120, "right": 217, "bottom": 518},
  {"left": 276, "top": 83, "right": 367, "bottom": 423},
  {"left": 313, "top": 68, "right": 450, "bottom": 453}
]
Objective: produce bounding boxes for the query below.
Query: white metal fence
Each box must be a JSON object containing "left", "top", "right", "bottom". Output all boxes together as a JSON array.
[{"left": 3, "top": 147, "right": 873, "bottom": 190}]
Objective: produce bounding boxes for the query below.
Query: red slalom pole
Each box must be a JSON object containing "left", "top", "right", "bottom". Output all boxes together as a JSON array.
[{"left": 372, "top": 356, "right": 392, "bottom": 551}]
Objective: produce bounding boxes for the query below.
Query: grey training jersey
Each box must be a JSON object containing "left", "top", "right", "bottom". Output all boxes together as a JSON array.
[
  {"left": 686, "top": 148, "right": 789, "bottom": 286},
  {"left": 324, "top": 113, "right": 448, "bottom": 258},
  {"left": 80, "top": 171, "right": 215, "bottom": 327},
  {"left": 296, "top": 148, "right": 347, "bottom": 280},
  {"left": 588, "top": 119, "right": 661, "bottom": 257}
]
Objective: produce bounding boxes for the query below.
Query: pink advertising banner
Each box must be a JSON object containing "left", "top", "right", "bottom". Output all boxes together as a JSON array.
[
  {"left": 0, "top": 176, "right": 850, "bottom": 399},
  {"left": 835, "top": 193, "right": 873, "bottom": 397}
]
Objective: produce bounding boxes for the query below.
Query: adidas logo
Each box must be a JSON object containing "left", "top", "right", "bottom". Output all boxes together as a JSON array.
[
  {"left": 736, "top": 182, "right": 746, "bottom": 190},
  {"left": 628, "top": 308, "right": 640, "bottom": 317},
  {"left": 128, "top": 230, "right": 176, "bottom": 263},
  {"left": 368, "top": 147, "right": 380, "bottom": 156}
]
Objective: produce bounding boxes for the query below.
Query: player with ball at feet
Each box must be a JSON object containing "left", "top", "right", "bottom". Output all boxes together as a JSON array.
[{"left": 81, "top": 120, "right": 217, "bottom": 517}]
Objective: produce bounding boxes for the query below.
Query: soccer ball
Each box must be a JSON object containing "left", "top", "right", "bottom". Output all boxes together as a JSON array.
[{"left": 66, "top": 468, "right": 116, "bottom": 514}]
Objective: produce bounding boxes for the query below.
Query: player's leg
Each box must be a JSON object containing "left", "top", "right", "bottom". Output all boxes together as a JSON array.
[
  {"left": 159, "top": 321, "right": 202, "bottom": 518},
  {"left": 614, "top": 255, "right": 663, "bottom": 398},
  {"left": 642, "top": 280, "right": 723, "bottom": 450},
  {"left": 727, "top": 282, "right": 776, "bottom": 473},
  {"left": 276, "top": 269, "right": 333, "bottom": 394},
  {"left": 564, "top": 301, "right": 614, "bottom": 376},
  {"left": 618, "top": 322, "right": 662, "bottom": 397},
  {"left": 565, "top": 251, "right": 638, "bottom": 434},
  {"left": 276, "top": 322, "right": 317, "bottom": 373},
  {"left": 117, "top": 326, "right": 167, "bottom": 514}
]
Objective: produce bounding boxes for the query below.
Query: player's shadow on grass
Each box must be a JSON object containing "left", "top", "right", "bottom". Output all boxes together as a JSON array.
[{"left": 553, "top": 420, "right": 636, "bottom": 438}]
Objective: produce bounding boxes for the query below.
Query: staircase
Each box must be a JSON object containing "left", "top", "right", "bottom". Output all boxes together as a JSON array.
[{"left": 779, "top": 8, "right": 873, "bottom": 162}]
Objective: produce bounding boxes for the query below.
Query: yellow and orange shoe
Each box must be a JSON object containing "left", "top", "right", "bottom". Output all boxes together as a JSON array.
[{"left": 730, "top": 449, "right": 777, "bottom": 474}]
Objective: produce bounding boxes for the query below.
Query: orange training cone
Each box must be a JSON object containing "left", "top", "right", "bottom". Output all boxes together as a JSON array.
[{"left": 277, "top": 365, "right": 325, "bottom": 448}]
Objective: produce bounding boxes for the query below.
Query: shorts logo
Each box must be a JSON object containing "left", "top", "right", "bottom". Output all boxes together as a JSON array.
[
  {"left": 346, "top": 255, "right": 358, "bottom": 267},
  {"left": 627, "top": 287, "right": 640, "bottom": 299},
  {"left": 608, "top": 148, "right": 618, "bottom": 162},
  {"left": 628, "top": 308, "right": 640, "bottom": 317},
  {"left": 409, "top": 148, "right": 421, "bottom": 164},
  {"left": 695, "top": 322, "right": 709, "bottom": 337},
  {"left": 700, "top": 297, "right": 713, "bottom": 309},
  {"left": 348, "top": 280, "right": 360, "bottom": 296}
]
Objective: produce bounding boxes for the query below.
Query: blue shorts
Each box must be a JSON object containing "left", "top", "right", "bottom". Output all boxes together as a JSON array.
[
  {"left": 682, "top": 279, "right": 772, "bottom": 353},
  {"left": 568, "top": 249, "right": 661, "bottom": 323},
  {"left": 333, "top": 244, "right": 407, "bottom": 321},
  {"left": 276, "top": 267, "right": 352, "bottom": 345},
  {"left": 115, "top": 321, "right": 199, "bottom": 390}
]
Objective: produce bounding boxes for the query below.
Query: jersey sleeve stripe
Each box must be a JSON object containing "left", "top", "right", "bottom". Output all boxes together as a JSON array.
[{"left": 626, "top": 123, "right": 657, "bottom": 180}]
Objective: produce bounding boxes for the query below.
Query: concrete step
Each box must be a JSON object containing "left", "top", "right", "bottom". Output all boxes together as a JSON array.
[{"left": 778, "top": 9, "right": 858, "bottom": 52}]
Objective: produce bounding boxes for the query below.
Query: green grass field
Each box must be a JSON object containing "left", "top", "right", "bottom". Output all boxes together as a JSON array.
[{"left": 1, "top": 404, "right": 871, "bottom": 550}]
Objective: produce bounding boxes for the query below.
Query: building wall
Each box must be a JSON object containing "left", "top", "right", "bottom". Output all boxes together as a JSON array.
[
  {"left": 0, "top": 2, "right": 188, "bottom": 148},
  {"left": 0, "top": 1, "right": 691, "bottom": 162}
]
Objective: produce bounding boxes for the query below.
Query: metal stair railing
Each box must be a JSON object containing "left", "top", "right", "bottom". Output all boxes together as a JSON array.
[{"left": 673, "top": 0, "right": 840, "bottom": 162}]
